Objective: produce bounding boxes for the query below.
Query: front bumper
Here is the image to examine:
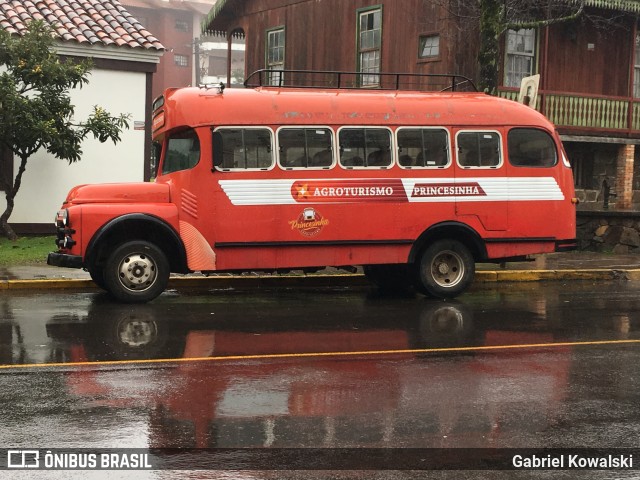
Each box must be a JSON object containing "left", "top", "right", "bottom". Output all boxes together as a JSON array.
[{"left": 47, "top": 252, "right": 83, "bottom": 269}]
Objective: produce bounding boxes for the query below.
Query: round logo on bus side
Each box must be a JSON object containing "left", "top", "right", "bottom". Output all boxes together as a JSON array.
[{"left": 288, "top": 208, "right": 329, "bottom": 237}]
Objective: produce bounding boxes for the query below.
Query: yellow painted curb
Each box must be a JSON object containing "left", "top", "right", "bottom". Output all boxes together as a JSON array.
[
  {"left": 495, "top": 270, "right": 553, "bottom": 282},
  {"left": 6, "top": 279, "right": 96, "bottom": 290},
  {"left": 0, "top": 269, "right": 638, "bottom": 291},
  {"left": 481, "top": 269, "right": 626, "bottom": 283}
]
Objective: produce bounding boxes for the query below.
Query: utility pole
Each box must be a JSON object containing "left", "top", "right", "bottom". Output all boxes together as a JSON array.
[{"left": 194, "top": 38, "right": 201, "bottom": 86}]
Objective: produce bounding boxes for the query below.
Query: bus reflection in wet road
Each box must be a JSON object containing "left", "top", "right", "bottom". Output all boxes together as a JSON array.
[{"left": 1, "top": 282, "right": 640, "bottom": 456}]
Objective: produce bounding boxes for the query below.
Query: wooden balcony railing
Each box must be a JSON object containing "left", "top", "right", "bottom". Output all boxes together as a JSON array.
[{"left": 497, "top": 88, "right": 640, "bottom": 136}]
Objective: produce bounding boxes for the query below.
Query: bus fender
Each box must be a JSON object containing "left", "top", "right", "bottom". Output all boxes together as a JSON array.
[
  {"left": 86, "top": 214, "right": 189, "bottom": 274},
  {"left": 409, "top": 222, "right": 487, "bottom": 264},
  {"left": 178, "top": 221, "right": 217, "bottom": 271}
]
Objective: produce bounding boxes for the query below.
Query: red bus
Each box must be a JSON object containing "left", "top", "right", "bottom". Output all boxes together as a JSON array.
[{"left": 48, "top": 71, "right": 577, "bottom": 303}]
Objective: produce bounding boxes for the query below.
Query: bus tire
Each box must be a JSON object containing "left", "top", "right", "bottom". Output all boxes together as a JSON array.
[
  {"left": 88, "top": 266, "right": 107, "bottom": 290},
  {"left": 103, "top": 240, "right": 170, "bottom": 304},
  {"left": 363, "top": 264, "right": 413, "bottom": 291},
  {"left": 414, "top": 240, "right": 474, "bottom": 298}
]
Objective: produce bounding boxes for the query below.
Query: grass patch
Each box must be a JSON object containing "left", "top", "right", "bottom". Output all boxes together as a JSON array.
[{"left": 0, "top": 236, "right": 55, "bottom": 266}]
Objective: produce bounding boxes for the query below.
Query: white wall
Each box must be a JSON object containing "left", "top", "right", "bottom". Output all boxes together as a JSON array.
[{"left": 5, "top": 68, "right": 148, "bottom": 225}]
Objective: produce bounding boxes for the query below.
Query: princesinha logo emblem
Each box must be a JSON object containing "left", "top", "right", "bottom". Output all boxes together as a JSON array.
[{"left": 289, "top": 208, "right": 329, "bottom": 237}]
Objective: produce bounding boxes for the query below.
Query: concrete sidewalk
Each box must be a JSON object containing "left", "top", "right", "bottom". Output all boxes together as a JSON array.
[{"left": 2, "top": 251, "right": 640, "bottom": 290}]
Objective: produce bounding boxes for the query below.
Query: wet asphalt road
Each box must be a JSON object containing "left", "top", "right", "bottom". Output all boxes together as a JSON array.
[{"left": 1, "top": 281, "right": 640, "bottom": 479}]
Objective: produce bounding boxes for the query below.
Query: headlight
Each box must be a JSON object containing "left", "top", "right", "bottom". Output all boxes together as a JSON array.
[{"left": 55, "top": 209, "right": 69, "bottom": 227}]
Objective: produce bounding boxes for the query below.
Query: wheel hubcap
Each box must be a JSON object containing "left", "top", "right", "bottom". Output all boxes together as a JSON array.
[
  {"left": 437, "top": 262, "right": 450, "bottom": 275},
  {"left": 430, "top": 250, "right": 464, "bottom": 288},
  {"left": 118, "top": 253, "right": 157, "bottom": 292}
]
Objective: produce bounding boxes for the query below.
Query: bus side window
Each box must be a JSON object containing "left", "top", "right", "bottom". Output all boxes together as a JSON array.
[
  {"left": 278, "top": 127, "right": 334, "bottom": 169},
  {"left": 456, "top": 131, "right": 501, "bottom": 168},
  {"left": 213, "top": 128, "right": 274, "bottom": 171},
  {"left": 339, "top": 128, "right": 392, "bottom": 168},
  {"left": 162, "top": 128, "right": 200, "bottom": 175},
  {"left": 507, "top": 128, "right": 557, "bottom": 167},
  {"left": 397, "top": 128, "right": 449, "bottom": 168}
]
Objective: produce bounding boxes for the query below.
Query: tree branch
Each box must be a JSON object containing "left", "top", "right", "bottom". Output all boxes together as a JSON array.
[{"left": 503, "top": 0, "right": 584, "bottom": 33}]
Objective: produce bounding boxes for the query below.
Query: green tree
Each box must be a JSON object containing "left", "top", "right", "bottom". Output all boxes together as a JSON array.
[
  {"left": 440, "top": 0, "right": 587, "bottom": 94},
  {"left": 0, "top": 20, "right": 130, "bottom": 240},
  {"left": 478, "top": 0, "right": 584, "bottom": 94}
]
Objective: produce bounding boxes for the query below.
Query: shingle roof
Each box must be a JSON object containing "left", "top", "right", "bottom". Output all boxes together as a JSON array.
[{"left": 0, "top": 0, "right": 164, "bottom": 50}]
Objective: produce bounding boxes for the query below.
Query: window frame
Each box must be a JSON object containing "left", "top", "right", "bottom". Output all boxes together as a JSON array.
[
  {"left": 276, "top": 126, "right": 336, "bottom": 170},
  {"left": 266, "top": 26, "right": 286, "bottom": 86},
  {"left": 417, "top": 33, "right": 441, "bottom": 63},
  {"left": 175, "top": 20, "right": 190, "bottom": 32},
  {"left": 507, "top": 127, "right": 558, "bottom": 168},
  {"left": 356, "top": 5, "right": 383, "bottom": 88},
  {"left": 161, "top": 128, "right": 201, "bottom": 175},
  {"left": 455, "top": 130, "right": 503, "bottom": 169},
  {"left": 213, "top": 126, "right": 276, "bottom": 172},
  {"left": 504, "top": 28, "right": 537, "bottom": 88},
  {"left": 174, "top": 54, "right": 189, "bottom": 68},
  {"left": 396, "top": 127, "right": 451, "bottom": 170},
  {"left": 337, "top": 126, "right": 394, "bottom": 170}
]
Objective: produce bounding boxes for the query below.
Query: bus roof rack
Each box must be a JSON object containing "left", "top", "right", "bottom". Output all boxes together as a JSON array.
[{"left": 244, "top": 69, "right": 477, "bottom": 92}]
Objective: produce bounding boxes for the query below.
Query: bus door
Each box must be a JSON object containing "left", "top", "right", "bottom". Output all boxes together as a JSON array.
[
  {"left": 453, "top": 129, "right": 507, "bottom": 231},
  {"left": 502, "top": 127, "right": 565, "bottom": 238}
]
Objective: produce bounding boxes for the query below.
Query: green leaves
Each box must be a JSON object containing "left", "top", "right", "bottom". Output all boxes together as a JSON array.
[
  {"left": 0, "top": 19, "right": 131, "bottom": 239},
  {"left": 83, "top": 106, "right": 131, "bottom": 145},
  {"left": 0, "top": 20, "right": 129, "bottom": 162}
]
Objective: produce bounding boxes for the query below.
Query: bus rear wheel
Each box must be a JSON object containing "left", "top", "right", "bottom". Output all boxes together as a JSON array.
[
  {"left": 414, "top": 240, "right": 474, "bottom": 298},
  {"left": 103, "top": 241, "right": 170, "bottom": 303}
]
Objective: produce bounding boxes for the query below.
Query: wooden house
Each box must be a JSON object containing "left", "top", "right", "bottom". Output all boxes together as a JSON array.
[{"left": 204, "top": 0, "right": 640, "bottom": 210}]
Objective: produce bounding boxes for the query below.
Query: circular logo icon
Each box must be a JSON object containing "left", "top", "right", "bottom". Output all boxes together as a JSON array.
[{"left": 289, "top": 208, "right": 329, "bottom": 237}]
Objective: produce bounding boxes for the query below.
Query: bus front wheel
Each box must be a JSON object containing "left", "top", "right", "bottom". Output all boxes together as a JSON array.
[
  {"left": 103, "top": 241, "right": 170, "bottom": 303},
  {"left": 88, "top": 266, "right": 107, "bottom": 290},
  {"left": 414, "top": 240, "right": 474, "bottom": 298}
]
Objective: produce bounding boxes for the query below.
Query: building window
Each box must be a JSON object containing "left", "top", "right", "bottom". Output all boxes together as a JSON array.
[
  {"left": 634, "top": 33, "right": 640, "bottom": 98},
  {"left": 418, "top": 34, "right": 440, "bottom": 60},
  {"left": 266, "top": 27, "right": 285, "bottom": 86},
  {"left": 505, "top": 28, "right": 536, "bottom": 88},
  {"left": 174, "top": 54, "right": 189, "bottom": 67},
  {"left": 175, "top": 20, "right": 190, "bottom": 32},
  {"left": 357, "top": 7, "right": 382, "bottom": 87}
]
